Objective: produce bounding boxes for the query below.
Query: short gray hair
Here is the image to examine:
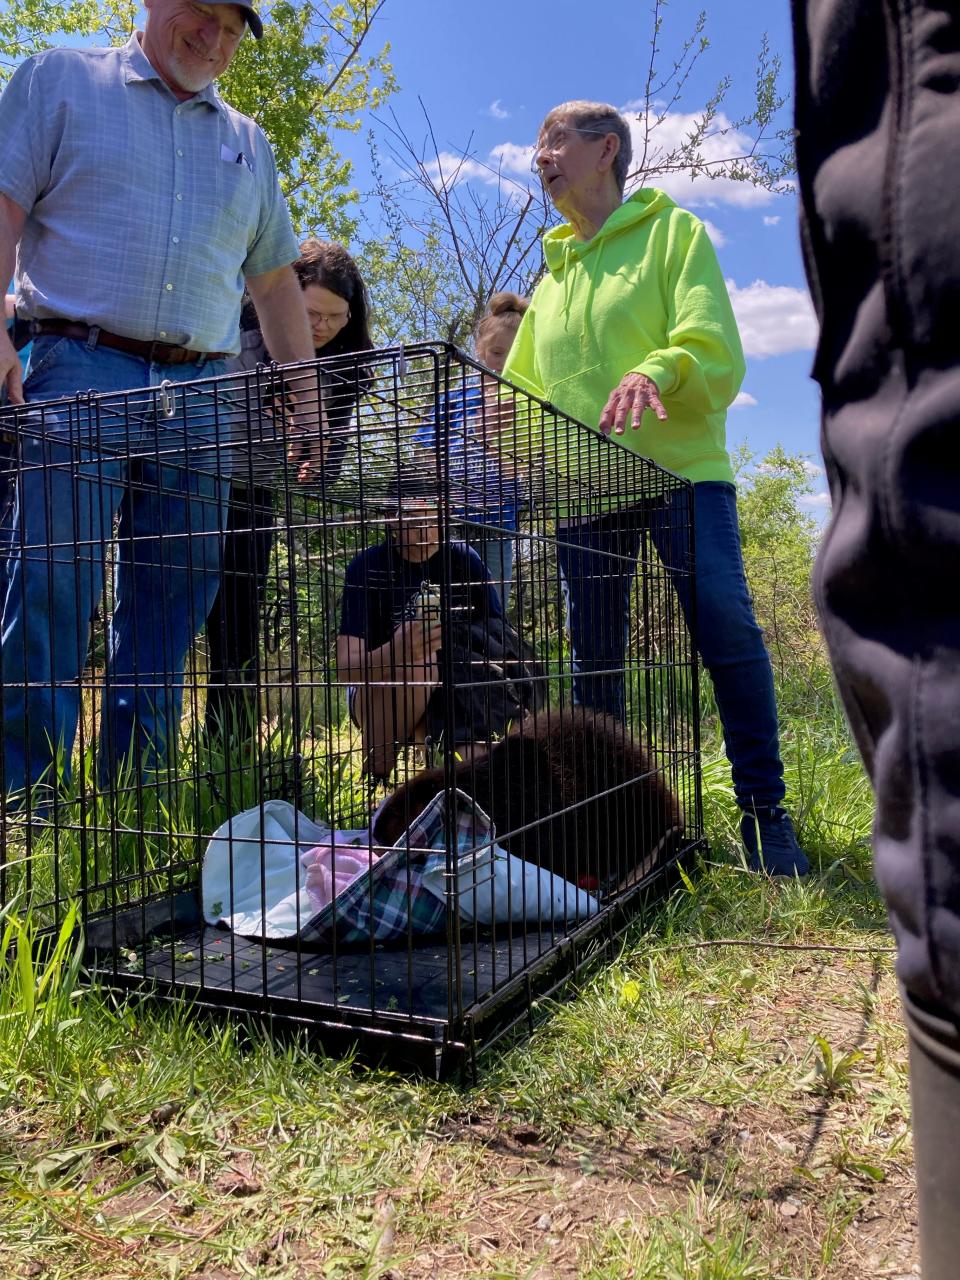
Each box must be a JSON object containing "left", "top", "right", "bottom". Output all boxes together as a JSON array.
[{"left": 540, "top": 100, "right": 633, "bottom": 194}]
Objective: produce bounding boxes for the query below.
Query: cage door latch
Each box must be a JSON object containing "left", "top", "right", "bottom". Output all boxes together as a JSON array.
[{"left": 159, "top": 379, "right": 177, "bottom": 420}]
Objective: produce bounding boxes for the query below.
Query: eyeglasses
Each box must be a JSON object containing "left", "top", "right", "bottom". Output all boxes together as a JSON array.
[
  {"left": 529, "top": 126, "right": 611, "bottom": 174},
  {"left": 307, "top": 308, "right": 350, "bottom": 328}
]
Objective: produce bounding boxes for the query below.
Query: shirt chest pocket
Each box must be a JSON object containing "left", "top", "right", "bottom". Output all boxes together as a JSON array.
[{"left": 199, "top": 158, "right": 259, "bottom": 255}]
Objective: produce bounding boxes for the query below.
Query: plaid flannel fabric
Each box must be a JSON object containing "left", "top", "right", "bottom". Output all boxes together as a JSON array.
[{"left": 302, "top": 789, "right": 495, "bottom": 945}]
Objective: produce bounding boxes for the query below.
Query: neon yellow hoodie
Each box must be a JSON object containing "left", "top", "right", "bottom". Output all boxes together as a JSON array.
[{"left": 503, "top": 188, "right": 744, "bottom": 485}]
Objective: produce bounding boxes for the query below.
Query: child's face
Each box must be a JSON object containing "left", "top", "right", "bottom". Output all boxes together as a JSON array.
[
  {"left": 392, "top": 502, "right": 440, "bottom": 563},
  {"left": 476, "top": 330, "right": 513, "bottom": 374}
]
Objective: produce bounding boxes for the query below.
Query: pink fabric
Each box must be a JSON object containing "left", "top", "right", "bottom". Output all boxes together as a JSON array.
[{"left": 301, "top": 834, "right": 380, "bottom": 913}]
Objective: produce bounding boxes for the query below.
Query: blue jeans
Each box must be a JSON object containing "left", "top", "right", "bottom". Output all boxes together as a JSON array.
[
  {"left": 556, "top": 481, "right": 785, "bottom": 811},
  {"left": 467, "top": 526, "right": 516, "bottom": 609},
  {"left": 0, "top": 337, "right": 229, "bottom": 794},
  {"left": 0, "top": 429, "right": 17, "bottom": 559}
]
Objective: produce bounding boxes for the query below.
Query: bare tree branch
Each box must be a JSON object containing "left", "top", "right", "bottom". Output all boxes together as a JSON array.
[{"left": 361, "top": 5, "right": 793, "bottom": 344}]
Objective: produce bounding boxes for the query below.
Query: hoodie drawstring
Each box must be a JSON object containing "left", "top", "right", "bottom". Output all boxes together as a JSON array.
[
  {"left": 558, "top": 239, "right": 605, "bottom": 353},
  {"left": 561, "top": 240, "right": 577, "bottom": 329},
  {"left": 581, "top": 242, "right": 606, "bottom": 352}
]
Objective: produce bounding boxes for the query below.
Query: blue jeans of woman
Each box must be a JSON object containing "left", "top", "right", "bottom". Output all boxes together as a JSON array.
[
  {"left": 0, "top": 336, "right": 229, "bottom": 796},
  {"left": 555, "top": 480, "right": 784, "bottom": 812}
]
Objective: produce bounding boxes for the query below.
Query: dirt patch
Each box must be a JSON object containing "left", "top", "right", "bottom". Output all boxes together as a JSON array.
[
  {"left": 385, "top": 1104, "right": 916, "bottom": 1280},
  {"left": 388, "top": 958, "right": 918, "bottom": 1280},
  {"left": 388, "top": 1138, "right": 681, "bottom": 1279}
]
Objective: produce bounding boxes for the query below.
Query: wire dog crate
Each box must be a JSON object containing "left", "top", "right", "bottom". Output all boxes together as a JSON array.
[{"left": 0, "top": 343, "right": 702, "bottom": 1075}]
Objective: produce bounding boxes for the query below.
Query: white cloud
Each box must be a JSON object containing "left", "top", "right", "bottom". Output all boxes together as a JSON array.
[
  {"left": 802, "top": 459, "right": 824, "bottom": 478},
  {"left": 726, "top": 279, "right": 819, "bottom": 358},
  {"left": 490, "top": 141, "right": 534, "bottom": 175},
  {"left": 731, "top": 391, "right": 758, "bottom": 408},
  {"left": 427, "top": 150, "right": 495, "bottom": 186},
  {"left": 429, "top": 104, "right": 788, "bottom": 211},
  {"left": 799, "top": 492, "right": 831, "bottom": 511},
  {"left": 763, "top": 215, "right": 781, "bottom": 227},
  {"left": 483, "top": 142, "right": 533, "bottom": 179},
  {"left": 619, "top": 104, "right": 778, "bottom": 208},
  {"left": 426, "top": 147, "right": 532, "bottom": 201},
  {"left": 702, "top": 218, "right": 726, "bottom": 248}
]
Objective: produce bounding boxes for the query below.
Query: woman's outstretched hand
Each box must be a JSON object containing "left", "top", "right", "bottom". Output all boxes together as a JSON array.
[{"left": 599, "top": 372, "right": 667, "bottom": 436}]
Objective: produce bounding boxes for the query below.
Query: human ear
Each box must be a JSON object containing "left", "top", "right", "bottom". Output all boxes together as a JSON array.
[{"left": 598, "top": 132, "right": 620, "bottom": 174}]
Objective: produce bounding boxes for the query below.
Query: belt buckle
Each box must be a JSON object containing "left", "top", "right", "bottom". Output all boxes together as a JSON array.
[
  {"left": 163, "top": 342, "right": 186, "bottom": 365},
  {"left": 149, "top": 339, "right": 181, "bottom": 365}
]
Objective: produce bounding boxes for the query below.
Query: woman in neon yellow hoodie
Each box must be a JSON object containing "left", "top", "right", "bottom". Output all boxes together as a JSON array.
[{"left": 504, "top": 100, "right": 807, "bottom": 876}]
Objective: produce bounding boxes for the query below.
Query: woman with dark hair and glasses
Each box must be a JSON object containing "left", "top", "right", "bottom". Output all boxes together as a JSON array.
[{"left": 204, "top": 239, "right": 374, "bottom": 742}]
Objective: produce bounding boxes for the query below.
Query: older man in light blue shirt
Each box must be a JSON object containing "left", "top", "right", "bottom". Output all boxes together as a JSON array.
[{"left": 0, "top": 0, "right": 316, "bottom": 798}]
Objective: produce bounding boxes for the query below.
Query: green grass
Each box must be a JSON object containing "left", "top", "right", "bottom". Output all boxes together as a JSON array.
[{"left": 0, "top": 703, "right": 914, "bottom": 1280}]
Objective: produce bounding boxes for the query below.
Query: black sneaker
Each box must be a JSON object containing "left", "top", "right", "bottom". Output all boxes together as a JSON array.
[{"left": 741, "top": 807, "right": 810, "bottom": 877}]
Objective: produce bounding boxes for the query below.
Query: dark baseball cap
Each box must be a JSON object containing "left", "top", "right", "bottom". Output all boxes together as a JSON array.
[{"left": 209, "top": 1, "right": 264, "bottom": 39}]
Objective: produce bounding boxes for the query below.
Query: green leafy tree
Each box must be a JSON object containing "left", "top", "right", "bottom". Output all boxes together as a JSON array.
[
  {"left": 632, "top": 0, "right": 793, "bottom": 196},
  {"left": 734, "top": 444, "right": 830, "bottom": 709},
  {"left": 0, "top": 0, "right": 395, "bottom": 241},
  {"left": 0, "top": 0, "right": 136, "bottom": 64}
]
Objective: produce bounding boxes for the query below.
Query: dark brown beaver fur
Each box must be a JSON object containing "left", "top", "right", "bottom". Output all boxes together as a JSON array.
[{"left": 372, "top": 709, "right": 684, "bottom": 893}]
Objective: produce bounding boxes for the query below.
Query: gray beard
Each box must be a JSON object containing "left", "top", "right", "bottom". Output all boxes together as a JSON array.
[{"left": 167, "top": 51, "right": 215, "bottom": 94}]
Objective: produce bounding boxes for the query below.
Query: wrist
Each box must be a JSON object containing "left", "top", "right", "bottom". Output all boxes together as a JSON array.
[{"left": 631, "top": 359, "right": 674, "bottom": 396}]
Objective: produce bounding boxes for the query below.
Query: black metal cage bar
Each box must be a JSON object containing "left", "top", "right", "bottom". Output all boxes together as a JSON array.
[{"left": 0, "top": 342, "right": 702, "bottom": 1075}]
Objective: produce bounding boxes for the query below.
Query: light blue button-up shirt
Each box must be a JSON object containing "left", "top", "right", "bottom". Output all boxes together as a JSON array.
[{"left": 0, "top": 34, "right": 300, "bottom": 355}]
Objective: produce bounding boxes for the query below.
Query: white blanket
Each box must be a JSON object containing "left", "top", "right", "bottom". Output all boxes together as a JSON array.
[
  {"left": 202, "top": 798, "right": 596, "bottom": 941},
  {"left": 202, "top": 799, "right": 355, "bottom": 938}
]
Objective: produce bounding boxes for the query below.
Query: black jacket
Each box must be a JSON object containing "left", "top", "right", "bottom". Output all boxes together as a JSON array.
[
  {"left": 793, "top": 0, "right": 960, "bottom": 1018},
  {"left": 426, "top": 615, "right": 545, "bottom": 747}
]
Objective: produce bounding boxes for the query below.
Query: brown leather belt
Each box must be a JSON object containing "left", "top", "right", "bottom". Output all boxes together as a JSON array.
[{"left": 30, "top": 320, "right": 227, "bottom": 367}]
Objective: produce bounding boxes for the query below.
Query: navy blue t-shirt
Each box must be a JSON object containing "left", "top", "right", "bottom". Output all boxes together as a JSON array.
[{"left": 338, "top": 537, "right": 503, "bottom": 650}]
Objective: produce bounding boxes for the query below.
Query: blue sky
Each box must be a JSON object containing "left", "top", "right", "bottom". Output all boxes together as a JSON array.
[{"left": 344, "top": 0, "right": 827, "bottom": 515}]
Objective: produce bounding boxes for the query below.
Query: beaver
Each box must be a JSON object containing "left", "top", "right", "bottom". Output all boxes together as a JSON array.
[{"left": 372, "top": 709, "right": 685, "bottom": 895}]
